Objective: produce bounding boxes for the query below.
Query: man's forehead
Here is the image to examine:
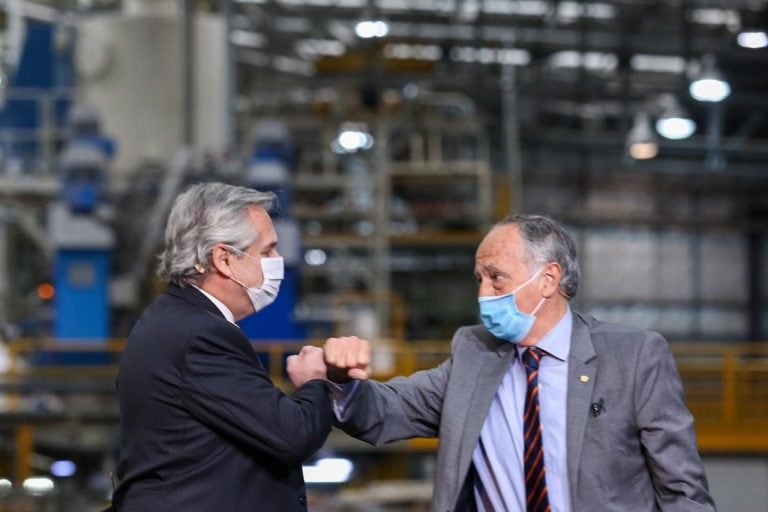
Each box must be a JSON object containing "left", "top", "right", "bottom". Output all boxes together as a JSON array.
[
  {"left": 478, "top": 225, "right": 521, "bottom": 253},
  {"left": 476, "top": 226, "right": 530, "bottom": 270},
  {"left": 244, "top": 208, "right": 278, "bottom": 246}
]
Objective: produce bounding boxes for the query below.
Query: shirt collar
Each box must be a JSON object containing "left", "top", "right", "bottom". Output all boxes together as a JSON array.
[
  {"left": 192, "top": 285, "right": 236, "bottom": 324},
  {"left": 525, "top": 307, "right": 572, "bottom": 362}
]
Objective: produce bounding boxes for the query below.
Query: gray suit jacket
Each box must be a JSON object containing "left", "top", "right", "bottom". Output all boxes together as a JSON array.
[{"left": 337, "top": 311, "right": 715, "bottom": 512}]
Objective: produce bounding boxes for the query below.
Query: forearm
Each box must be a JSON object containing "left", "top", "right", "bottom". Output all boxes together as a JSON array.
[{"left": 336, "top": 367, "right": 447, "bottom": 446}]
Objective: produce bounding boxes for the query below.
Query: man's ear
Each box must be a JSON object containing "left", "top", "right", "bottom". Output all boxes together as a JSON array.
[
  {"left": 541, "top": 262, "right": 563, "bottom": 298},
  {"left": 209, "top": 244, "right": 234, "bottom": 277}
]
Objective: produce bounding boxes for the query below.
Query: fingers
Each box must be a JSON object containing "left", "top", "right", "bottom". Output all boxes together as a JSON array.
[
  {"left": 324, "top": 336, "right": 372, "bottom": 381},
  {"left": 348, "top": 367, "right": 370, "bottom": 380},
  {"left": 287, "top": 346, "right": 327, "bottom": 388},
  {"left": 289, "top": 339, "right": 373, "bottom": 385},
  {"left": 299, "top": 345, "right": 323, "bottom": 358},
  {"left": 324, "top": 336, "right": 371, "bottom": 367}
]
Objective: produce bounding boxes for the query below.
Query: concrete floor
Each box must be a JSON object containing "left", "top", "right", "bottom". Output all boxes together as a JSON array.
[{"left": 704, "top": 456, "right": 768, "bottom": 512}]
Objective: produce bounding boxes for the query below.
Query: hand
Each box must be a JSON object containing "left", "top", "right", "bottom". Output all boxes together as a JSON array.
[
  {"left": 323, "top": 336, "right": 372, "bottom": 383},
  {"left": 287, "top": 345, "right": 326, "bottom": 388}
]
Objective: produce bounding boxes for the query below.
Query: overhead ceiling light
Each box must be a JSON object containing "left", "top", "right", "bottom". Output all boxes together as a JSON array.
[
  {"left": 548, "top": 51, "right": 617, "bottom": 72},
  {"left": 556, "top": 2, "right": 615, "bottom": 22},
  {"left": 630, "top": 54, "right": 686, "bottom": 74},
  {"left": 736, "top": 8, "right": 768, "bottom": 48},
  {"left": 270, "top": 56, "right": 314, "bottom": 76},
  {"left": 655, "top": 94, "right": 696, "bottom": 140},
  {"left": 449, "top": 46, "right": 530, "bottom": 65},
  {"left": 656, "top": 117, "right": 696, "bottom": 141},
  {"left": 384, "top": 43, "right": 443, "bottom": 61},
  {"left": 627, "top": 112, "right": 658, "bottom": 160},
  {"left": 737, "top": 31, "right": 768, "bottom": 48},
  {"left": 688, "top": 8, "right": 740, "bottom": 30},
  {"left": 689, "top": 55, "right": 731, "bottom": 102},
  {"left": 295, "top": 39, "right": 346, "bottom": 59},
  {"left": 304, "top": 249, "right": 327, "bottom": 266},
  {"left": 229, "top": 30, "right": 266, "bottom": 48},
  {"left": 22, "top": 477, "right": 55, "bottom": 496},
  {"left": 50, "top": 460, "right": 77, "bottom": 478},
  {"left": 331, "top": 123, "right": 374, "bottom": 154},
  {"left": 355, "top": 20, "right": 389, "bottom": 39},
  {"left": 690, "top": 78, "right": 730, "bottom": 102}
]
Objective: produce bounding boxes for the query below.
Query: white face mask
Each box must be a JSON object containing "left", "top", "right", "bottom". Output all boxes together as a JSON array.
[{"left": 225, "top": 245, "right": 284, "bottom": 313}]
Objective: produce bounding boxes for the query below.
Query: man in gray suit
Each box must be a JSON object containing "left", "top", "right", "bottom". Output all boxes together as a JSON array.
[{"left": 321, "top": 213, "right": 715, "bottom": 511}]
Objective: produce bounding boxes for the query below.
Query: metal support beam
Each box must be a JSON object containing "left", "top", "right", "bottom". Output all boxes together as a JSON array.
[
  {"left": 501, "top": 54, "right": 523, "bottom": 212},
  {"left": 748, "top": 222, "right": 764, "bottom": 341},
  {"left": 373, "top": 119, "right": 391, "bottom": 337},
  {"left": 223, "top": 0, "right": 236, "bottom": 147},
  {"left": 182, "top": 0, "right": 196, "bottom": 147}
]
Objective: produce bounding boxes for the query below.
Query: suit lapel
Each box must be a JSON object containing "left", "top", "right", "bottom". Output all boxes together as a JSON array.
[
  {"left": 566, "top": 312, "right": 597, "bottom": 490},
  {"left": 456, "top": 335, "right": 517, "bottom": 480}
]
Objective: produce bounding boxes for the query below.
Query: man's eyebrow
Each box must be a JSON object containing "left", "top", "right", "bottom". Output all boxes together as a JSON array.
[{"left": 474, "top": 264, "right": 497, "bottom": 277}]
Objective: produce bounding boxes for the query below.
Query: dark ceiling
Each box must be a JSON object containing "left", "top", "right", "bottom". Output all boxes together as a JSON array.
[{"left": 229, "top": 0, "right": 768, "bottom": 174}]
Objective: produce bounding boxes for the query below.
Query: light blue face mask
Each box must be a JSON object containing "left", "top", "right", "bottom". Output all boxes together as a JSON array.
[{"left": 478, "top": 267, "right": 546, "bottom": 343}]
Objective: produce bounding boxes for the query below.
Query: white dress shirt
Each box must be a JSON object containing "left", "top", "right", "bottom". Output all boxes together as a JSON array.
[
  {"left": 472, "top": 308, "right": 573, "bottom": 512},
  {"left": 192, "top": 285, "right": 236, "bottom": 325}
]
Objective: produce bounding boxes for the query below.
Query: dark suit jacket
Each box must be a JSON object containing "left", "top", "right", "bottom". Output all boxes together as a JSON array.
[{"left": 112, "top": 284, "right": 331, "bottom": 511}]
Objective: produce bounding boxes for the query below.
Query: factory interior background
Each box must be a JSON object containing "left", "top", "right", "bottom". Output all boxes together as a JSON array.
[{"left": 0, "top": 0, "right": 767, "bottom": 510}]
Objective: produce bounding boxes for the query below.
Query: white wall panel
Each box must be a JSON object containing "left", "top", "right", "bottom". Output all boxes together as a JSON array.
[
  {"left": 698, "top": 308, "right": 748, "bottom": 338},
  {"left": 76, "top": 13, "right": 227, "bottom": 174},
  {"left": 699, "top": 233, "right": 746, "bottom": 303},
  {"left": 658, "top": 231, "right": 694, "bottom": 301}
]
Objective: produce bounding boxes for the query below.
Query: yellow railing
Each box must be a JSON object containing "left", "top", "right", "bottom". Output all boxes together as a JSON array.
[
  {"left": 671, "top": 342, "right": 768, "bottom": 452},
  {"left": 2, "top": 338, "right": 768, "bottom": 459}
]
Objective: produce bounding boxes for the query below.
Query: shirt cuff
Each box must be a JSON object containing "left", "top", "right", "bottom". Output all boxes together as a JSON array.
[{"left": 326, "top": 380, "right": 360, "bottom": 421}]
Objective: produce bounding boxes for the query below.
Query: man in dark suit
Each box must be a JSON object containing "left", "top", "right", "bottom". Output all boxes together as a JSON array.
[
  {"left": 112, "top": 182, "right": 331, "bottom": 511},
  {"left": 323, "top": 213, "right": 715, "bottom": 511}
]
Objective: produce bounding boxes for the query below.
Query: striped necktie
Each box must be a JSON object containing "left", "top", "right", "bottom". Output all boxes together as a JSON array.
[{"left": 522, "top": 347, "right": 550, "bottom": 512}]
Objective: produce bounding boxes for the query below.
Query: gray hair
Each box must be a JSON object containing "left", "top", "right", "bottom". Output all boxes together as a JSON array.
[
  {"left": 157, "top": 182, "right": 275, "bottom": 286},
  {"left": 496, "top": 213, "right": 580, "bottom": 299}
]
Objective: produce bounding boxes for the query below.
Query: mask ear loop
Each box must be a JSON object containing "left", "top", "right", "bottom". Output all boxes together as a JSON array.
[
  {"left": 531, "top": 296, "right": 547, "bottom": 316},
  {"left": 527, "top": 266, "right": 550, "bottom": 316},
  {"left": 230, "top": 273, "right": 249, "bottom": 289},
  {"left": 512, "top": 266, "right": 545, "bottom": 294},
  {"left": 222, "top": 244, "right": 252, "bottom": 285}
]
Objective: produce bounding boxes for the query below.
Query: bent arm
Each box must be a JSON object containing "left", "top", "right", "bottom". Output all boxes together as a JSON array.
[
  {"left": 337, "top": 357, "right": 451, "bottom": 446},
  {"left": 635, "top": 333, "right": 716, "bottom": 511},
  {"left": 181, "top": 329, "right": 332, "bottom": 467}
]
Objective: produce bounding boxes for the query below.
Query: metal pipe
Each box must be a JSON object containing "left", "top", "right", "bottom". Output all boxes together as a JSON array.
[
  {"left": 181, "top": 0, "right": 195, "bottom": 147},
  {"left": 747, "top": 226, "right": 763, "bottom": 341},
  {"left": 373, "top": 120, "right": 391, "bottom": 337},
  {"left": 0, "top": 222, "right": 7, "bottom": 333},
  {"left": 501, "top": 52, "right": 523, "bottom": 212},
  {"left": 705, "top": 101, "right": 725, "bottom": 170},
  {"left": 222, "top": 0, "right": 236, "bottom": 147}
]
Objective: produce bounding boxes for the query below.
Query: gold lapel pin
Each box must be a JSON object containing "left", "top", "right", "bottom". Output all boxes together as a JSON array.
[{"left": 579, "top": 375, "right": 589, "bottom": 383}]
